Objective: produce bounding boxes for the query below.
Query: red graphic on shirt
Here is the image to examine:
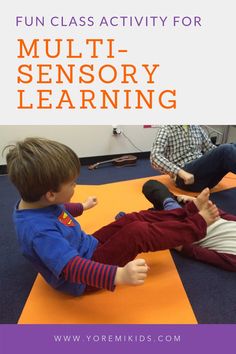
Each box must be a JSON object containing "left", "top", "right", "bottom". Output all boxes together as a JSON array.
[{"left": 58, "top": 211, "right": 75, "bottom": 227}]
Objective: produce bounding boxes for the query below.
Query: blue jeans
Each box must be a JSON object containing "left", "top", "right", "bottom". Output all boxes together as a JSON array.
[{"left": 176, "top": 144, "right": 236, "bottom": 192}]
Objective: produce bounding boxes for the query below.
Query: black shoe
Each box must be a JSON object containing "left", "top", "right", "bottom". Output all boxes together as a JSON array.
[{"left": 142, "top": 180, "right": 174, "bottom": 210}]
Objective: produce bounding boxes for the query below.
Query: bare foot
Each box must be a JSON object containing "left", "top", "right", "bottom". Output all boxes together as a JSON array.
[
  {"left": 199, "top": 200, "right": 219, "bottom": 226},
  {"left": 193, "top": 188, "right": 210, "bottom": 211},
  {"left": 177, "top": 194, "right": 196, "bottom": 203}
]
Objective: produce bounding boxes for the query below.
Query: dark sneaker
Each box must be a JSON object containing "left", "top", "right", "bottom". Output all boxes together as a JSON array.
[{"left": 142, "top": 180, "right": 174, "bottom": 210}]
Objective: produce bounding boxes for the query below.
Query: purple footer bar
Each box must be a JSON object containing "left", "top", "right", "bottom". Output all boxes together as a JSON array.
[{"left": 1, "top": 324, "right": 235, "bottom": 354}]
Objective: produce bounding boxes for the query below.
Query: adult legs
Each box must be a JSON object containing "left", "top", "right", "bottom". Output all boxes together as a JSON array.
[{"left": 176, "top": 144, "right": 236, "bottom": 192}]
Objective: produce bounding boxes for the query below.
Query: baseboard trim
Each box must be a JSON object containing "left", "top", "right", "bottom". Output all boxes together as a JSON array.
[
  {"left": 79, "top": 151, "right": 150, "bottom": 166},
  {"left": 0, "top": 151, "right": 150, "bottom": 175},
  {"left": 0, "top": 165, "right": 7, "bottom": 175}
]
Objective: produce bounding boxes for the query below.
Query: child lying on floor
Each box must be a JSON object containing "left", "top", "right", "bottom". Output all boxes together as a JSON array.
[
  {"left": 5, "top": 138, "right": 219, "bottom": 296},
  {"left": 142, "top": 180, "right": 236, "bottom": 271}
]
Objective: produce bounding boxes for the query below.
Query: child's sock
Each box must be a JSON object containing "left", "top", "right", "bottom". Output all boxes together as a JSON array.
[
  {"left": 163, "top": 197, "right": 181, "bottom": 211},
  {"left": 115, "top": 211, "right": 126, "bottom": 220}
]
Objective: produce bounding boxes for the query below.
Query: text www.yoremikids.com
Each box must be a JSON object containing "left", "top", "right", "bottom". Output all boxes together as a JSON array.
[{"left": 53, "top": 334, "right": 181, "bottom": 344}]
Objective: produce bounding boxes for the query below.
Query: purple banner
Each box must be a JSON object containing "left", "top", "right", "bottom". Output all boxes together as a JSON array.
[{"left": 1, "top": 324, "right": 235, "bottom": 354}]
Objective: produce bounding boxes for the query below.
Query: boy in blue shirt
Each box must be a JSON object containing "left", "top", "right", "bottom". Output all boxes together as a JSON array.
[{"left": 6, "top": 137, "right": 219, "bottom": 296}]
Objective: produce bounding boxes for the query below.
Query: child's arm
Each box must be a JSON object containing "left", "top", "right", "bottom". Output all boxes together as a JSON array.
[
  {"left": 115, "top": 259, "right": 149, "bottom": 286},
  {"left": 64, "top": 203, "right": 84, "bottom": 216},
  {"left": 62, "top": 257, "right": 149, "bottom": 291},
  {"left": 62, "top": 256, "right": 117, "bottom": 291},
  {"left": 178, "top": 244, "right": 236, "bottom": 272},
  {"left": 64, "top": 197, "right": 98, "bottom": 217},
  {"left": 82, "top": 196, "right": 98, "bottom": 211}
]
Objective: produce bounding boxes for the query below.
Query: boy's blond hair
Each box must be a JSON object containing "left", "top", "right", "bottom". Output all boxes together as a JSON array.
[{"left": 6, "top": 137, "right": 81, "bottom": 202}]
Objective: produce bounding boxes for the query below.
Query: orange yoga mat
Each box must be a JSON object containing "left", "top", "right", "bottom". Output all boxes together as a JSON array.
[
  {"left": 18, "top": 174, "right": 236, "bottom": 324},
  {"left": 154, "top": 172, "right": 236, "bottom": 197}
]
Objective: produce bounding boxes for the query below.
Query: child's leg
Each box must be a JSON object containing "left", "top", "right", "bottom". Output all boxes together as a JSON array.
[
  {"left": 180, "top": 244, "right": 236, "bottom": 272},
  {"left": 142, "top": 179, "right": 181, "bottom": 210},
  {"left": 142, "top": 180, "right": 212, "bottom": 215},
  {"left": 142, "top": 180, "right": 177, "bottom": 210},
  {"left": 93, "top": 188, "right": 212, "bottom": 244},
  {"left": 93, "top": 208, "right": 188, "bottom": 244},
  {"left": 92, "top": 212, "right": 150, "bottom": 243},
  {"left": 92, "top": 202, "right": 218, "bottom": 267}
]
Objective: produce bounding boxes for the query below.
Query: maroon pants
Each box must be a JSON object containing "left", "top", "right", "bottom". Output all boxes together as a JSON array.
[{"left": 90, "top": 207, "right": 206, "bottom": 267}]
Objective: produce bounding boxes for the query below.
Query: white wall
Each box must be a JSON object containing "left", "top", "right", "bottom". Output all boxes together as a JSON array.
[
  {"left": 226, "top": 126, "right": 236, "bottom": 143},
  {"left": 1, "top": 125, "right": 235, "bottom": 165},
  {"left": 0, "top": 125, "right": 157, "bottom": 164}
]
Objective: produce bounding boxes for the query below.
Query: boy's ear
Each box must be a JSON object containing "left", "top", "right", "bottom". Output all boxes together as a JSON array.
[{"left": 45, "top": 190, "right": 57, "bottom": 203}]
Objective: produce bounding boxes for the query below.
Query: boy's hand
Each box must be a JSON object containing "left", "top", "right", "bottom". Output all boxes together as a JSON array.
[
  {"left": 114, "top": 259, "right": 149, "bottom": 286},
  {"left": 178, "top": 169, "right": 194, "bottom": 185},
  {"left": 82, "top": 196, "right": 98, "bottom": 210}
]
